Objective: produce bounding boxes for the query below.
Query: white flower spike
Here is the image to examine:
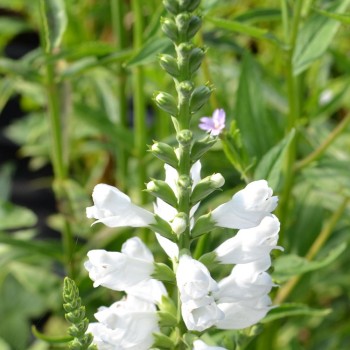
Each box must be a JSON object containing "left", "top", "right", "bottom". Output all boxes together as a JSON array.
[
  {"left": 211, "top": 180, "right": 278, "bottom": 229},
  {"left": 86, "top": 183, "right": 155, "bottom": 228}
]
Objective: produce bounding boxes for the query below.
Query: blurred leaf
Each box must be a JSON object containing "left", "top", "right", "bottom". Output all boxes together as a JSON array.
[
  {"left": 254, "top": 129, "right": 295, "bottom": 189},
  {"left": 0, "top": 164, "right": 15, "bottom": 201},
  {"left": 313, "top": 7, "right": 350, "bottom": 25},
  {"left": 234, "top": 8, "right": 281, "bottom": 23},
  {"left": 262, "top": 303, "right": 331, "bottom": 323},
  {"left": 273, "top": 242, "right": 347, "bottom": 282},
  {"left": 293, "top": 0, "right": 350, "bottom": 75},
  {"left": 31, "top": 326, "right": 72, "bottom": 344},
  {"left": 126, "top": 37, "right": 172, "bottom": 67},
  {"left": 0, "top": 201, "right": 37, "bottom": 230},
  {"left": 235, "top": 53, "right": 280, "bottom": 158},
  {"left": 42, "top": 0, "right": 67, "bottom": 51},
  {"left": 205, "top": 16, "right": 281, "bottom": 46}
]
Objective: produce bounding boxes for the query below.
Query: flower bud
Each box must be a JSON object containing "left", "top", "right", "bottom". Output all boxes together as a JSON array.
[
  {"left": 171, "top": 212, "right": 188, "bottom": 235},
  {"left": 176, "top": 12, "right": 191, "bottom": 35},
  {"left": 154, "top": 91, "right": 178, "bottom": 116},
  {"left": 177, "top": 42, "right": 193, "bottom": 61},
  {"left": 190, "top": 85, "right": 212, "bottom": 113},
  {"left": 177, "top": 174, "right": 192, "bottom": 191},
  {"left": 177, "top": 80, "right": 194, "bottom": 98},
  {"left": 179, "top": 0, "right": 201, "bottom": 12},
  {"left": 159, "top": 54, "right": 180, "bottom": 78},
  {"left": 163, "top": 0, "right": 179, "bottom": 15},
  {"left": 146, "top": 179, "right": 178, "bottom": 208},
  {"left": 191, "top": 173, "right": 225, "bottom": 204},
  {"left": 189, "top": 47, "right": 205, "bottom": 75},
  {"left": 191, "top": 135, "right": 217, "bottom": 162},
  {"left": 177, "top": 129, "right": 193, "bottom": 146},
  {"left": 150, "top": 142, "right": 178, "bottom": 168},
  {"left": 191, "top": 212, "right": 216, "bottom": 238},
  {"left": 161, "top": 17, "right": 179, "bottom": 42},
  {"left": 187, "top": 16, "right": 202, "bottom": 39}
]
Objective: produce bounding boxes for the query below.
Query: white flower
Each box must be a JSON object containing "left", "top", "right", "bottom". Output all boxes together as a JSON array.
[
  {"left": 214, "top": 262, "right": 275, "bottom": 303},
  {"left": 177, "top": 255, "right": 224, "bottom": 331},
  {"left": 126, "top": 278, "right": 168, "bottom": 304},
  {"left": 215, "top": 215, "right": 282, "bottom": 264},
  {"left": 84, "top": 237, "right": 154, "bottom": 291},
  {"left": 211, "top": 180, "right": 278, "bottom": 229},
  {"left": 216, "top": 295, "right": 272, "bottom": 330},
  {"left": 88, "top": 295, "right": 159, "bottom": 350},
  {"left": 86, "top": 183, "right": 155, "bottom": 227},
  {"left": 193, "top": 339, "right": 228, "bottom": 350}
]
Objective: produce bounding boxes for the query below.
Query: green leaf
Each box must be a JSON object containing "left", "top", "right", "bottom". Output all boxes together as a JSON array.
[
  {"left": 313, "top": 7, "right": 350, "bottom": 25},
  {"left": 205, "top": 16, "right": 281, "bottom": 46},
  {"left": 292, "top": 0, "right": 350, "bottom": 75},
  {"left": 262, "top": 303, "right": 331, "bottom": 323},
  {"left": 254, "top": 129, "right": 295, "bottom": 189},
  {"left": 273, "top": 242, "right": 347, "bottom": 282},
  {"left": 235, "top": 53, "right": 280, "bottom": 159},
  {"left": 0, "top": 201, "right": 37, "bottom": 230},
  {"left": 125, "top": 37, "right": 172, "bottom": 67},
  {"left": 42, "top": 0, "right": 67, "bottom": 50}
]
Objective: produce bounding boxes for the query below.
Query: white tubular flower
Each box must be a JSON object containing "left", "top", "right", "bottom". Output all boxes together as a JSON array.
[
  {"left": 193, "top": 339, "right": 228, "bottom": 350},
  {"left": 84, "top": 237, "right": 154, "bottom": 291},
  {"left": 177, "top": 255, "right": 224, "bottom": 331},
  {"left": 177, "top": 255, "right": 218, "bottom": 301},
  {"left": 86, "top": 183, "right": 155, "bottom": 227},
  {"left": 211, "top": 180, "right": 278, "bottom": 229},
  {"left": 215, "top": 215, "right": 282, "bottom": 264},
  {"left": 88, "top": 295, "right": 159, "bottom": 350},
  {"left": 126, "top": 279, "right": 168, "bottom": 304},
  {"left": 216, "top": 295, "right": 272, "bottom": 330},
  {"left": 214, "top": 262, "right": 275, "bottom": 304}
]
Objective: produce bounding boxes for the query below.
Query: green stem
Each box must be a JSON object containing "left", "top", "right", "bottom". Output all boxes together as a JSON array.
[
  {"left": 111, "top": 0, "right": 128, "bottom": 191},
  {"left": 294, "top": 113, "right": 350, "bottom": 171},
  {"left": 131, "top": 0, "right": 147, "bottom": 204},
  {"left": 39, "top": 0, "right": 75, "bottom": 278}
]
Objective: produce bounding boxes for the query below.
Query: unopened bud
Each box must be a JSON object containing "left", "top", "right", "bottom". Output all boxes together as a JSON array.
[
  {"left": 154, "top": 92, "right": 178, "bottom": 116},
  {"left": 161, "top": 17, "right": 179, "bottom": 42},
  {"left": 171, "top": 212, "right": 188, "bottom": 235},
  {"left": 151, "top": 142, "right": 178, "bottom": 168},
  {"left": 179, "top": 0, "right": 201, "bottom": 12},
  {"left": 176, "top": 13, "right": 191, "bottom": 35},
  {"left": 189, "top": 85, "right": 212, "bottom": 113},
  {"left": 187, "top": 16, "right": 202, "bottom": 39},
  {"left": 146, "top": 179, "right": 178, "bottom": 208},
  {"left": 191, "top": 173, "right": 225, "bottom": 204},
  {"left": 189, "top": 47, "right": 205, "bottom": 75},
  {"left": 177, "top": 175, "right": 191, "bottom": 191},
  {"left": 177, "top": 80, "right": 194, "bottom": 98},
  {"left": 159, "top": 54, "right": 180, "bottom": 78},
  {"left": 176, "top": 129, "right": 193, "bottom": 146},
  {"left": 163, "top": 0, "right": 179, "bottom": 15}
]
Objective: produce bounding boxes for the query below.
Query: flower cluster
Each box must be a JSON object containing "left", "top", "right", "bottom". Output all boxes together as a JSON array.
[{"left": 84, "top": 162, "right": 281, "bottom": 347}]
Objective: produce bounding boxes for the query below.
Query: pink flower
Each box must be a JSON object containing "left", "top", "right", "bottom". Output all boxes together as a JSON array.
[{"left": 199, "top": 109, "right": 226, "bottom": 136}]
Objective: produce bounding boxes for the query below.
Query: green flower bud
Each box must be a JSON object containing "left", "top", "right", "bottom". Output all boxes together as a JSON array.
[
  {"left": 176, "top": 12, "right": 191, "bottom": 35},
  {"left": 191, "top": 212, "right": 216, "bottom": 238},
  {"left": 150, "top": 142, "right": 178, "bottom": 168},
  {"left": 191, "top": 135, "right": 217, "bottom": 162},
  {"left": 146, "top": 179, "right": 178, "bottom": 207},
  {"left": 154, "top": 91, "right": 178, "bottom": 116},
  {"left": 177, "top": 80, "right": 194, "bottom": 98},
  {"left": 179, "top": 0, "right": 201, "bottom": 12},
  {"left": 187, "top": 16, "right": 202, "bottom": 39},
  {"left": 176, "top": 129, "right": 193, "bottom": 146},
  {"left": 159, "top": 54, "right": 180, "bottom": 78},
  {"left": 189, "top": 47, "right": 205, "bottom": 75},
  {"left": 176, "top": 42, "right": 193, "bottom": 61},
  {"left": 171, "top": 212, "right": 188, "bottom": 235},
  {"left": 191, "top": 173, "right": 225, "bottom": 204},
  {"left": 163, "top": 0, "right": 179, "bottom": 15},
  {"left": 189, "top": 85, "right": 212, "bottom": 113},
  {"left": 161, "top": 17, "right": 179, "bottom": 42},
  {"left": 177, "top": 174, "right": 192, "bottom": 191}
]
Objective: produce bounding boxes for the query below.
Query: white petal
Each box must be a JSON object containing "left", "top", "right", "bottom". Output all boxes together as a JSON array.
[
  {"left": 87, "top": 184, "right": 155, "bottom": 228},
  {"left": 216, "top": 295, "right": 272, "bottom": 330},
  {"left": 85, "top": 249, "right": 153, "bottom": 290},
  {"left": 211, "top": 180, "right": 278, "bottom": 229},
  {"left": 215, "top": 215, "right": 281, "bottom": 264},
  {"left": 193, "top": 339, "right": 228, "bottom": 350},
  {"left": 126, "top": 279, "right": 168, "bottom": 304},
  {"left": 121, "top": 237, "right": 154, "bottom": 262}
]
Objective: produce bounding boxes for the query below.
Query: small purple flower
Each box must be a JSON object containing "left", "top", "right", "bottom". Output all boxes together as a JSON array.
[{"left": 199, "top": 109, "right": 226, "bottom": 136}]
